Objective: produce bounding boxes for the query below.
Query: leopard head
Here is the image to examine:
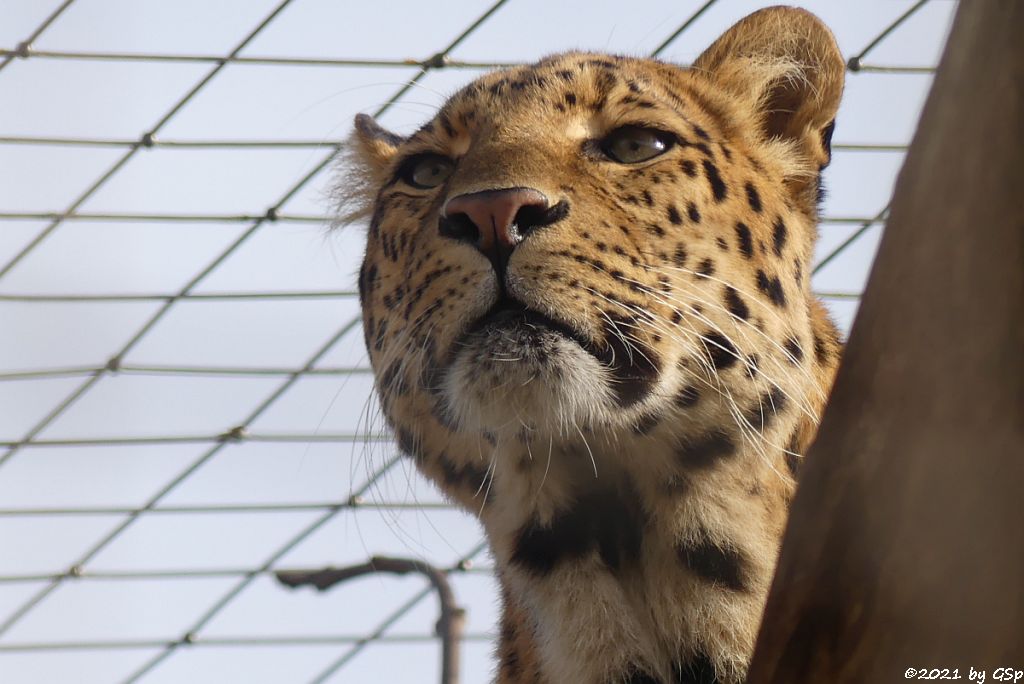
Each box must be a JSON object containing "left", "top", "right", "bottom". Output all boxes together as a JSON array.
[{"left": 342, "top": 8, "right": 843, "bottom": 497}]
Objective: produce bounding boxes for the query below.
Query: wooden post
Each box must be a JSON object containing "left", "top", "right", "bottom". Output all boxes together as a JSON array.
[{"left": 747, "top": 3, "right": 1024, "bottom": 682}]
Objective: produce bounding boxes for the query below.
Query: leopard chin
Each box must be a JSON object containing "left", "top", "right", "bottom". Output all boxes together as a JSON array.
[{"left": 441, "top": 312, "right": 615, "bottom": 436}]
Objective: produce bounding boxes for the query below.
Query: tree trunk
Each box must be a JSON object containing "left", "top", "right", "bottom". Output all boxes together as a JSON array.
[{"left": 747, "top": 3, "right": 1024, "bottom": 682}]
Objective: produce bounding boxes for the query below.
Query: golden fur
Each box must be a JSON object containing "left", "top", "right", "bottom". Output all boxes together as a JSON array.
[{"left": 341, "top": 7, "right": 845, "bottom": 682}]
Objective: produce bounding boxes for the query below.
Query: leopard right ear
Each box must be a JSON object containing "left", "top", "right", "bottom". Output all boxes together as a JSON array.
[
  {"left": 352, "top": 113, "right": 404, "bottom": 179},
  {"left": 333, "top": 114, "right": 405, "bottom": 226}
]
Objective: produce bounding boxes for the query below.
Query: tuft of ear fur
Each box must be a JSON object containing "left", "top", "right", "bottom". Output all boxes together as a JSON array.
[
  {"left": 330, "top": 113, "right": 405, "bottom": 228},
  {"left": 693, "top": 6, "right": 844, "bottom": 175}
]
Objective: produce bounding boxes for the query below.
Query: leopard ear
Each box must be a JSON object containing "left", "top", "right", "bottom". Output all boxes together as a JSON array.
[
  {"left": 333, "top": 114, "right": 405, "bottom": 226},
  {"left": 693, "top": 6, "right": 844, "bottom": 171},
  {"left": 352, "top": 113, "right": 404, "bottom": 177}
]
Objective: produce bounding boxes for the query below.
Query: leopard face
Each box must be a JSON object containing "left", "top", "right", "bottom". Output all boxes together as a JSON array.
[{"left": 342, "top": 7, "right": 845, "bottom": 683}]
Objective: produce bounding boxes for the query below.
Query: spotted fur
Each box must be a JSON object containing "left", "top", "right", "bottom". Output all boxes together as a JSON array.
[{"left": 340, "top": 7, "right": 845, "bottom": 683}]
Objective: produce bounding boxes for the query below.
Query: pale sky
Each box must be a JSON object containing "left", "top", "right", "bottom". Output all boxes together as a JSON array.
[{"left": 0, "top": 1, "right": 955, "bottom": 682}]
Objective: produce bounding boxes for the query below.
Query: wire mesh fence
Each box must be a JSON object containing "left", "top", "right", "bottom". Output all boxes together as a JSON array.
[{"left": 0, "top": 1, "right": 955, "bottom": 682}]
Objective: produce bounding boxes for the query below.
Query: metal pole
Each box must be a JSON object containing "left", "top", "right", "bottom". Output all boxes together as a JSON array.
[{"left": 276, "top": 556, "right": 466, "bottom": 684}]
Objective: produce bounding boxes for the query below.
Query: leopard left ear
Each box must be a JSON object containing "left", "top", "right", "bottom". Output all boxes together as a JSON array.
[{"left": 693, "top": 6, "right": 845, "bottom": 172}]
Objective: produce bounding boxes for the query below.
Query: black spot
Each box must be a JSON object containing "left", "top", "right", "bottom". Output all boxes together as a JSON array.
[
  {"left": 785, "top": 431, "right": 802, "bottom": 478},
  {"left": 687, "top": 202, "right": 701, "bottom": 223},
  {"left": 704, "top": 332, "right": 738, "bottom": 370},
  {"left": 672, "top": 244, "right": 687, "bottom": 266},
  {"left": 785, "top": 452, "right": 802, "bottom": 480},
  {"left": 772, "top": 216, "right": 788, "bottom": 257},
  {"left": 677, "top": 429, "right": 734, "bottom": 469},
  {"left": 499, "top": 639, "right": 523, "bottom": 680},
  {"left": 745, "top": 353, "right": 760, "bottom": 379},
  {"left": 429, "top": 394, "right": 459, "bottom": 432},
  {"left": 667, "top": 205, "right": 682, "bottom": 225},
  {"left": 692, "top": 123, "right": 710, "bottom": 140},
  {"left": 677, "top": 530, "right": 748, "bottom": 592},
  {"left": 745, "top": 181, "right": 762, "bottom": 213},
  {"left": 784, "top": 336, "right": 804, "bottom": 364},
  {"left": 756, "top": 270, "right": 787, "bottom": 308},
  {"left": 675, "top": 385, "right": 700, "bottom": 408},
  {"left": 499, "top": 614, "right": 524, "bottom": 684},
  {"left": 702, "top": 160, "right": 727, "bottom": 202},
  {"left": 813, "top": 333, "right": 830, "bottom": 365},
  {"left": 681, "top": 159, "right": 697, "bottom": 177},
  {"left": 396, "top": 428, "right": 424, "bottom": 464},
  {"left": 673, "top": 653, "right": 720, "bottom": 684},
  {"left": 633, "top": 412, "right": 661, "bottom": 435},
  {"left": 715, "top": 237, "right": 728, "bottom": 251},
  {"left": 621, "top": 669, "right": 661, "bottom": 684},
  {"left": 379, "top": 361, "right": 408, "bottom": 396},
  {"left": 744, "top": 386, "right": 787, "bottom": 432},
  {"left": 511, "top": 482, "right": 645, "bottom": 575},
  {"left": 358, "top": 262, "right": 378, "bottom": 303},
  {"left": 586, "top": 58, "right": 618, "bottom": 70},
  {"left": 438, "top": 113, "right": 455, "bottom": 138},
  {"left": 696, "top": 258, "right": 715, "bottom": 277},
  {"left": 599, "top": 314, "right": 661, "bottom": 407},
  {"left": 438, "top": 453, "right": 488, "bottom": 494},
  {"left": 734, "top": 222, "right": 753, "bottom": 259},
  {"left": 564, "top": 92, "right": 577, "bottom": 106},
  {"left": 724, "top": 286, "right": 749, "bottom": 320}
]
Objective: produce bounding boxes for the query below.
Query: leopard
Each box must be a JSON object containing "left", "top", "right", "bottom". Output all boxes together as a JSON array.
[{"left": 337, "top": 6, "right": 845, "bottom": 683}]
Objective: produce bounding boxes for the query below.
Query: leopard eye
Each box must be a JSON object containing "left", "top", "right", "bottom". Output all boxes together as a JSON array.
[
  {"left": 601, "top": 126, "right": 674, "bottom": 164},
  {"left": 400, "top": 154, "right": 455, "bottom": 189}
]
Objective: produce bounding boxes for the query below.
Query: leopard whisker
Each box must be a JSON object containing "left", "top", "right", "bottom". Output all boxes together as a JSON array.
[
  {"left": 622, "top": 278, "right": 821, "bottom": 423},
  {"left": 639, "top": 257, "right": 829, "bottom": 404}
]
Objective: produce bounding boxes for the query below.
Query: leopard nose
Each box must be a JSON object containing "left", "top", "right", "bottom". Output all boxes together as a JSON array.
[{"left": 439, "top": 187, "right": 554, "bottom": 276}]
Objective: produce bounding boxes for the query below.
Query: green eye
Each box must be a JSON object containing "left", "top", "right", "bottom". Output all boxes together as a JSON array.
[
  {"left": 400, "top": 154, "right": 455, "bottom": 189},
  {"left": 601, "top": 126, "right": 675, "bottom": 163}
]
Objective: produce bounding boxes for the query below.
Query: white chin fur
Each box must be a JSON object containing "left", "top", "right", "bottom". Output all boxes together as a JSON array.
[{"left": 442, "top": 332, "right": 614, "bottom": 436}]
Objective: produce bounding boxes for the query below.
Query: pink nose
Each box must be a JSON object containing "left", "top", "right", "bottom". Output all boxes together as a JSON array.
[{"left": 440, "top": 188, "right": 550, "bottom": 273}]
